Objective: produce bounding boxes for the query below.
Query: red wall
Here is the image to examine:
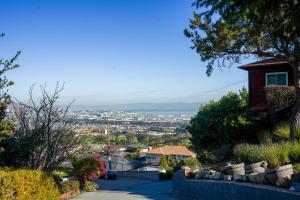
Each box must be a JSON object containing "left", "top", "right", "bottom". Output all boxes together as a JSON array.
[{"left": 248, "top": 64, "right": 294, "bottom": 110}]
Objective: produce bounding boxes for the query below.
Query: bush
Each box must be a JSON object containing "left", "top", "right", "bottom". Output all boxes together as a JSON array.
[
  {"left": 159, "top": 155, "right": 172, "bottom": 170},
  {"left": 184, "top": 157, "right": 201, "bottom": 170},
  {"left": 187, "top": 88, "right": 265, "bottom": 153},
  {"left": 83, "top": 181, "right": 99, "bottom": 192},
  {"left": 273, "top": 121, "right": 300, "bottom": 140},
  {"left": 205, "top": 145, "right": 233, "bottom": 163},
  {"left": 257, "top": 130, "right": 272, "bottom": 144},
  {"left": 265, "top": 86, "right": 296, "bottom": 113},
  {"left": 59, "top": 180, "right": 80, "bottom": 194},
  {"left": 289, "top": 143, "right": 300, "bottom": 163},
  {"left": 293, "top": 163, "right": 300, "bottom": 173},
  {"left": 234, "top": 142, "right": 300, "bottom": 168},
  {"left": 0, "top": 169, "right": 60, "bottom": 200}
]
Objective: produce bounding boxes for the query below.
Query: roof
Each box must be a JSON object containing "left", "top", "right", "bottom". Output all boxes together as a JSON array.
[
  {"left": 239, "top": 58, "right": 288, "bottom": 70},
  {"left": 145, "top": 145, "right": 196, "bottom": 157}
]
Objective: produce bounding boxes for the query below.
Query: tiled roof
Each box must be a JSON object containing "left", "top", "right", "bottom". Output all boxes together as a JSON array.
[
  {"left": 239, "top": 58, "right": 288, "bottom": 70},
  {"left": 146, "top": 145, "right": 196, "bottom": 157}
]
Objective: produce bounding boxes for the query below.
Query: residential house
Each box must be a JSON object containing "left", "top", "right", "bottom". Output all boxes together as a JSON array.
[
  {"left": 145, "top": 145, "right": 196, "bottom": 165},
  {"left": 239, "top": 58, "right": 294, "bottom": 111}
]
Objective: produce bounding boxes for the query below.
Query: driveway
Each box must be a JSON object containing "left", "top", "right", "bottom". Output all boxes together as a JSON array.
[{"left": 73, "top": 177, "right": 178, "bottom": 200}]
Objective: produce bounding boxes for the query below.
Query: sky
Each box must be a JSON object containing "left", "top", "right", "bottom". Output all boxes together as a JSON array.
[{"left": 0, "top": 0, "right": 251, "bottom": 107}]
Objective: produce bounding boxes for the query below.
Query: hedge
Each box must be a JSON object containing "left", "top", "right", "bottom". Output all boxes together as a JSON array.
[{"left": 0, "top": 169, "right": 60, "bottom": 200}]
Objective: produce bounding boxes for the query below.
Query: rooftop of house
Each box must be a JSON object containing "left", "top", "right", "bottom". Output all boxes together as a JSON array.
[
  {"left": 146, "top": 145, "right": 196, "bottom": 157},
  {"left": 239, "top": 58, "right": 288, "bottom": 70}
]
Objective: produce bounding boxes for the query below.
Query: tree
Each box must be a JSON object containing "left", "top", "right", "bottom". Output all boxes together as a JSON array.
[
  {"left": 1, "top": 83, "right": 80, "bottom": 170},
  {"left": 159, "top": 155, "right": 171, "bottom": 170},
  {"left": 0, "top": 33, "right": 20, "bottom": 139},
  {"left": 187, "top": 89, "right": 264, "bottom": 153},
  {"left": 185, "top": 0, "right": 300, "bottom": 139},
  {"left": 71, "top": 156, "right": 99, "bottom": 189}
]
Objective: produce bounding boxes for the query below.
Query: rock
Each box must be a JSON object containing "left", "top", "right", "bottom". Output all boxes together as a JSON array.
[
  {"left": 231, "top": 163, "right": 245, "bottom": 175},
  {"left": 209, "top": 172, "right": 225, "bottom": 180},
  {"left": 224, "top": 175, "right": 232, "bottom": 181},
  {"left": 234, "top": 174, "right": 249, "bottom": 182},
  {"left": 195, "top": 170, "right": 212, "bottom": 180},
  {"left": 248, "top": 173, "right": 267, "bottom": 184},
  {"left": 245, "top": 161, "right": 267, "bottom": 174},
  {"left": 276, "top": 175, "right": 291, "bottom": 188}
]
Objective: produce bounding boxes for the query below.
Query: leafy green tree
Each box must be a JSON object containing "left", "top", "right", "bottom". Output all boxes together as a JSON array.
[
  {"left": 185, "top": 0, "right": 300, "bottom": 140},
  {"left": 0, "top": 33, "right": 20, "bottom": 139},
  {"left": 159, "top": 155, "right": 172, "bottom": 170},
  {"left": 187, "top": 88, "right": 264, "bottom": 153}
]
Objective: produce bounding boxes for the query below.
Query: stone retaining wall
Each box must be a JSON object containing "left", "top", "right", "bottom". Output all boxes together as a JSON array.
[
  {"left": 173, "top": 171, "right": 300, "bottom": 200},
  {"left": 118, "top": 171, "right": 159, "bottom": 181}
]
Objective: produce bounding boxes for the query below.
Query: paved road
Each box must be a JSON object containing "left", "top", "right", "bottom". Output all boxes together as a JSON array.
[{"left": 73, "top": 177, "right": 178, "bottom": 200}]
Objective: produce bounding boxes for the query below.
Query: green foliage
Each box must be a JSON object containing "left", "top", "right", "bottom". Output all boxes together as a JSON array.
[
  {"left": 125, "top": 153, "right": 139, "bottom": 160},
  {"left": 185, "top": 0, "right": 300, "bottom": 76},
  {"left": 83, "top": 181, "right": 99, "bottom": 192},
  {"left": 257, "top": 130, "right": 273, "bottom": 144},
  {"left": 0, "top": 169, "right": 60, "bottom": 200},
  {"left": 187, "top": 88, "right": 264, "bottom": 153},
  {"left": 79, "top": 135, "right": 107, "bottom": 145},
  {"left": 234, "top": 142, "right": 300, "bottom": 168},
  {"left": 274, "top": 121, "right": 300, "bottom": 140},
  {"left": 205, "top": 145, "right": 233, "bottom": 164},
  {"left": 159, "top": 155, "right": 172, "bottom": 170},
  {"left": 71, "top": 157, "right": 99, "bottom": 179},
  {"left": 59, "top": 180, "right": 80, "bottom": 194},
  {"left": 289, "top": 144, "right": 300, "bottom": 163},
  {"left": 184, "top": 157, "right": 201, "bottom": 170},
  {"left": 293, "top": 163, "right": 300, "bottom": 173}
]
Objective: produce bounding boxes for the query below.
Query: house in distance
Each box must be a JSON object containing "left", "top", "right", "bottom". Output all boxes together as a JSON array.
[{"left": 145, "top": 145, "right": 196, "bottom": 165}]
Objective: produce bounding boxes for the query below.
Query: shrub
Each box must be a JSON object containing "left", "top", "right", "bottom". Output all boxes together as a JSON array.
[
  {"left": 59, "top": 180, "right": 80, "bottom": 194},
  {"left": 289, "top": 143, "right": 300, "bottom": 163},
  {"left": 257, "top": 130, "right": 272, "bottom": 144},
  {"left": 265, "top": 86, "right": 296, "bottom": 113},
  {"left": 184, "top": 157, "right": 201, "bottom": 170},
  {"left": 159, "top": 155, "right": 172, "bottom": 170},
  {"left": 125, "top": 153, "right": 139, "bottom": 160},
  {"left": 273, "top": 121, "right": 300, "bottom": 140},
  {"left": 233, "top": 143, "right": 295, "bottom": 167},
  {"left": 83, "top": 181, "right": 99, "bottom": 192},
  {"left": 293, "top": 163, "right": 300, "bottom": 173},
  {"left": 187, "top": 88, "right": 265, "bottom": 153},
  {"left": 205, "top": 145, "right": 233, "bottom": 163},
  {"left": 0, "top": 169, "right": 60, "bottom": 200}
]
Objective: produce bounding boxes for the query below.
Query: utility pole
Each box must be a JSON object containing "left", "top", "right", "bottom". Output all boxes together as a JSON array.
[{"left": 106, "top": 114, "right": 112, "bottom": 169}]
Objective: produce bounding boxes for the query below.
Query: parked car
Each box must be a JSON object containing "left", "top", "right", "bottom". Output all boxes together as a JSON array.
[{"left": 107, "top": 169, "right": 118, "bottom": 180}]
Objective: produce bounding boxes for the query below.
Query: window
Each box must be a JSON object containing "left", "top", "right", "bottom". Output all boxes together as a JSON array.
[{"left": 265, "top": 72, "right": 288, "bottom": 86}]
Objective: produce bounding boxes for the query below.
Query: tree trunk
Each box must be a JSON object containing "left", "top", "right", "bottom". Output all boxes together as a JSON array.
[{"left": 290, "top": 63, "right": 300, "bottom": 140}]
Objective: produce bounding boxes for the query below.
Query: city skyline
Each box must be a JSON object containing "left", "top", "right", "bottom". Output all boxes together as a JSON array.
[{"left": 1, "top": 0, "right": 250, "bottom": 106}]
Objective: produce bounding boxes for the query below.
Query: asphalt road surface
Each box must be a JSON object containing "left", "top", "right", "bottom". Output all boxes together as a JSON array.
[{"left": 73, "top": 177, "right": 179, "bottom": 200}]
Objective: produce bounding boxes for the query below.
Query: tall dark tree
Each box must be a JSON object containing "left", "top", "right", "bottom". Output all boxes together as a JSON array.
[{"left": 185, "top": 0, "right": 300, "bottom": 139}]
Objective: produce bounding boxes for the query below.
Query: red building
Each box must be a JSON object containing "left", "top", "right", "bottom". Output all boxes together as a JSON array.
[{"left": 239, "top": 58, "right": 294, "bottom": 111}]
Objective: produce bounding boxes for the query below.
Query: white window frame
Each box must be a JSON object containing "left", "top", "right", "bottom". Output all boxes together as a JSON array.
[{"left": 265, "top": 72, "right": 288, "bottom": 86}]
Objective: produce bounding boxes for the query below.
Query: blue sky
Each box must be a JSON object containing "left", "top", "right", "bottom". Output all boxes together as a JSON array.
[{"left": 1, "top": 0, "right": 250, "bottom": 106}]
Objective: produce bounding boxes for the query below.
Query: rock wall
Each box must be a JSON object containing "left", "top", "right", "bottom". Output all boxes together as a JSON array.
[{"left": 173, "top": 171, "right": 300, "bottom": 200}]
